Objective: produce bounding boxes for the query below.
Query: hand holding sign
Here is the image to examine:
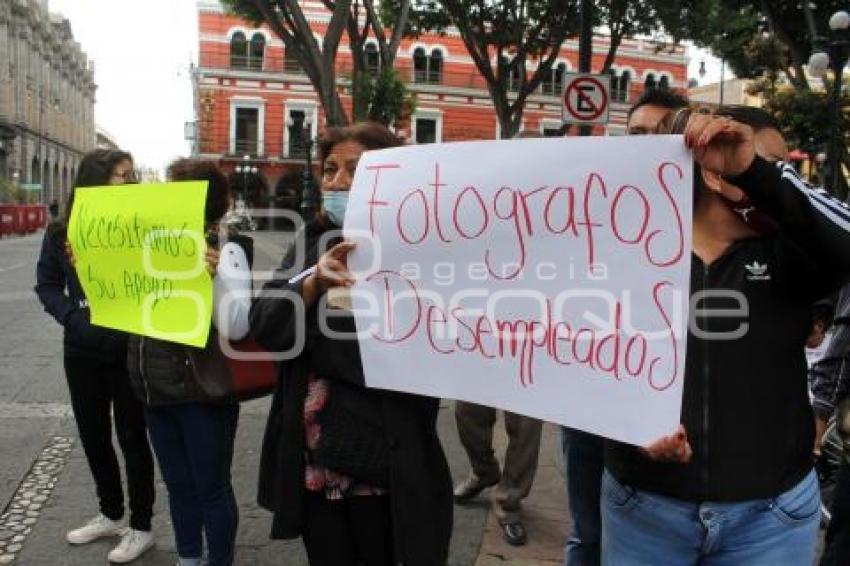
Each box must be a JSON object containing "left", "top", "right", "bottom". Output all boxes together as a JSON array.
[
  {"left": 301, "top": 240, "right": 357, "bottom": 309},
  {"left": 643, "top": 424, "right": 693, "bottom": 463},
  {"left": 316, "top": 241, "right": 357, "bottom": 291}
]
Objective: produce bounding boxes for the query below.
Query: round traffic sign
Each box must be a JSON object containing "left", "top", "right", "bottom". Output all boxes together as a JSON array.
[{"left": 564, "top": 77, "right": 609, "bottom": 122}]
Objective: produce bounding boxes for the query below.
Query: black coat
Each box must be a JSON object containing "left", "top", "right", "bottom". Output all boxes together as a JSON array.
[
  {"left": 127, "top": 235, "right": 254, "bottom": 406},
  {"left": 34, "top": 226, "right": 127, "bottom": 361},
  {"left": 250, "top": 221, "right": 453, "bottom": 566}
]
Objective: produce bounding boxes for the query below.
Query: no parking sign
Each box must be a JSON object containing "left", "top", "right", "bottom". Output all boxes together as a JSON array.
[{"left": 562, "top": 73, "right": 611, "bottom": 125}]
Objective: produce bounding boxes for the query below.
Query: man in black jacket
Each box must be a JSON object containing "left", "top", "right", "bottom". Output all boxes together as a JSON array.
[{"left": 602, "top": 107, "right": 850, "bottom": 565}]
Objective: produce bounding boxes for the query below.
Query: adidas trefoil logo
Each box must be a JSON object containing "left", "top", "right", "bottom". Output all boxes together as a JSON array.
[{"left": 745, "top": 261, "right": 771, "bottom": 281}]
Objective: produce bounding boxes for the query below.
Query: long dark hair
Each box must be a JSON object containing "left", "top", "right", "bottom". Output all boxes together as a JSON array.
[{"left": 50, "top": 148, "right": 133, "bottom": 241}]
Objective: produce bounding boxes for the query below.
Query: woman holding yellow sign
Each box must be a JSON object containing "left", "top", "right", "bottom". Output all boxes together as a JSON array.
[
  {"left": 35, "top": 149, "right": 156, "bottom": 564},
  {"left": 127, "top": 159, "right": 252, "bottom": 566}
]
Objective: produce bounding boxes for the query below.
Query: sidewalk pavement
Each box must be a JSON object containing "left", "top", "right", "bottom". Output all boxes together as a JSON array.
[{"left": 8, "top": 400, "right": 570, "bottom": 565}]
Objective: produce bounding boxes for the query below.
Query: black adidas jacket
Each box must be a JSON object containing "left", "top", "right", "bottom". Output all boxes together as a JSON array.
[{"left": 606, "top": 157, "right": 850, "bottom": 502}]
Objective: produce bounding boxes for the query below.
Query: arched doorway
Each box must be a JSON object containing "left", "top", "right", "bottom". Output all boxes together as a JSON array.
[
  {"left": 42, "top": 160, "right": 50, "bottom": 202},
  {"left": 31, "top": 156, "right": 40, "bottom": 184},
  {"left": 52, "top": 163, "right": 60, "bottom": 204}
]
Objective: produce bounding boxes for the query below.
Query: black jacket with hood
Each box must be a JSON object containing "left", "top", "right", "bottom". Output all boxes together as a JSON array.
[{"left": 606, "top": 157, "right": 850, "bottom": 502}]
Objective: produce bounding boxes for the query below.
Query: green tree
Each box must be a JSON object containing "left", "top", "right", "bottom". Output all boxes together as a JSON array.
[
  {"left": 596, "top": 1, "right": 670, "bottom": 73},
  {"left": 385, "top": 0, "right": 700, "bottom": 139},
  {"left": 388, "top": 0, "right": 582, "bottom": 139},
  {"left": 223, "top": 0, "right": 414, "bottom": 127},
  {"left": 222, "top": 0, "right": 352, "bottom": 126},
  {"left": 667, "top": 1, "right": 850, "bottom": 195}
]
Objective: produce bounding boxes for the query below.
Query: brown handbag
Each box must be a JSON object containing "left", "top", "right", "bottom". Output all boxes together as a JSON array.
[{"left": 187, "top": 329, "right": 278, "bottom": 402}]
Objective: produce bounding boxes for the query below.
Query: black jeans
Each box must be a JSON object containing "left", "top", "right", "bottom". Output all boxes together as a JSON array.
[
  {"left": 64, "top": 353, "right": 155, "bottom": 531},
  {"left": 301, "top": 492, "right": 394, "bottom": 566},
  {"left": 823, "top": 459, "right": 850, "bottom": 565}
]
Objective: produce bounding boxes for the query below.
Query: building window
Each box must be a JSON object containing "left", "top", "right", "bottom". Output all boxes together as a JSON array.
[
  {"left": 413, "top": 112, "right": 442, "bottom": 144},
  {"left": 415, "top": 118, "right": 437, "bottom": 144},
  {"left": 610, "top": 69, "right": 631, "bottom": 102},
  {"left": 501, "top": 57, "right": 521, "bottom": 92},
  {"left": 429, "top": 49, "right": 443, "bottom": 84},
  {"left": 284, "top": 103, "right": 317, "bottom": 158},
  {"left": 284, "top": 46, "right": 302, "bottom": 73},
  {"left": 230, "top": 32, "right": 248, "bottom": 69},
  {"left": 234, "top": 107, "right": 259, "bottom": 154},
  {"left": 365, "top": 43, "right": 380, "bottom": 76},
  {"left": 645, "top": 73, "right": 657, "bottom": 90},
  {"left": 618, "top": 70, "right": 631, "bottom": 101},
  {"left": 542, "top": 62, "right": 567, "bottom": 96},
  {"left": 249, "top": 33, "right": 265, "bottom": 71},
  {"left": 510, "top": 70, "right": 521, "bottom": 93},
  {"left": 288, "top": 110, "right": 308, "bottom": 158},
  {"left": 658, "top": 75, "right": 670, "bottom": 90},
  {"left": 413, "top": 47, "right": 443, "bottom": 85},
  {"left": 413, "top": 48, "right": 428, "bottom": 83}
]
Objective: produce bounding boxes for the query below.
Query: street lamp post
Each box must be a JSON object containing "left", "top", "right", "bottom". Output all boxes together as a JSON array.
[
  {"left": 234, "top": 154, "right": 257, "bottom": 207},
  {"left": 299, "top": 119, "right": 318, "bottom": 221},
  {"left": 807, "top": 9, "right": 850, "bottom": 199}
]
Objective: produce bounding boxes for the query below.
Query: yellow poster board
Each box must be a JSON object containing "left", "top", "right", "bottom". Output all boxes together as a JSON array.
[{"left": 67, "top": 182, "right": 212, "bottom": 348}]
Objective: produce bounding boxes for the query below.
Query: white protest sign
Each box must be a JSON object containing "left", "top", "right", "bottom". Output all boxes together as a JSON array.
[{"left": 344, "top": 136, "right": 693, "bottom": 446}]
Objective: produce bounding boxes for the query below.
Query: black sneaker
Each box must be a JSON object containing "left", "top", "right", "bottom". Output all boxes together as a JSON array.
[
  {"left": 500, "top": 521, "right": 528, "bottom": 546},
  {"left": 453, "top": 473, "right": 500, "bottom": 503}
]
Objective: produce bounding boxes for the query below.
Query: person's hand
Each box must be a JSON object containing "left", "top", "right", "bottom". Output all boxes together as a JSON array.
[
  {"left": 814, "top": 416, "right": 828, "bottom": 458},
  {"left": 205, "top": 247, "right": 220, "bottom": 277},
  {"left": 684, "top": 113, "right": 757, "bottom": 178},
  {"left": 64, "top": 241, "right": 77, "bottom": 268},
  {"left": 311, "top": 240, "right": 356, "bottom": 293},
  {"left": 643, "top": 424, "right": 693, "bottom": 463}
]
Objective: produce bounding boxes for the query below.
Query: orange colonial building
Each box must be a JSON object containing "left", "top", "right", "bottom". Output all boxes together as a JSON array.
[{"left": 192, "top": 0, "right": 688, "bottom": 207}]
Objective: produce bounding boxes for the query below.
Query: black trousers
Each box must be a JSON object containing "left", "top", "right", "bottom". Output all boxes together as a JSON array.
[
  {"left": 301, "top": 492, "right": 394, "bottom": 566},
  {"left": 64, "top": 353, "right": 155, "bottom": 531}
]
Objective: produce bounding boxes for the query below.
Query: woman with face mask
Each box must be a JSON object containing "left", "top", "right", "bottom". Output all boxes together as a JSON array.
[{"left": 250, "top": 122, "right": 453, "bottom": 566}]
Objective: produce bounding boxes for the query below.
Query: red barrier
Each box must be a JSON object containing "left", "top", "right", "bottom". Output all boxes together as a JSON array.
[
  {"left": 35, "top": 205, "right": 46, "bottom": 229},
  {"left": 0, "top": 205, "right": 14, "bottom": 237},
  {"left": 12, "top": 206, "right": 26, "bottom": 235},
  {"left": 25, "top": 205, "right": 39, "bottom": 233}
]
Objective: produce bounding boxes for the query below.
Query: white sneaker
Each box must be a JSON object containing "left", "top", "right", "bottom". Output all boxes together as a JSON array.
[
  {"left": 107, "top": 529, "right": 155, "bottom": 563},
  {"left": 65, "top": 514, "right": 124, "bottom": 545}
]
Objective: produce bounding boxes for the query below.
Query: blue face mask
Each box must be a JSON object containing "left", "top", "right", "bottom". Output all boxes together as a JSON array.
[{"left": 322, "top": 191, "right": 349, "bottom": 226}]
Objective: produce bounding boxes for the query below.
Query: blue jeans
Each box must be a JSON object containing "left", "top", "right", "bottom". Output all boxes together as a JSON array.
[
  {"left": 146, "top": 403, "right": 239, "bottom": 566},
  {"left": 601, "top": 468, "right": 820, "bottom": 566},
  {"left": 561, "top": 428, "right": 604, "bottom": 566}
]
